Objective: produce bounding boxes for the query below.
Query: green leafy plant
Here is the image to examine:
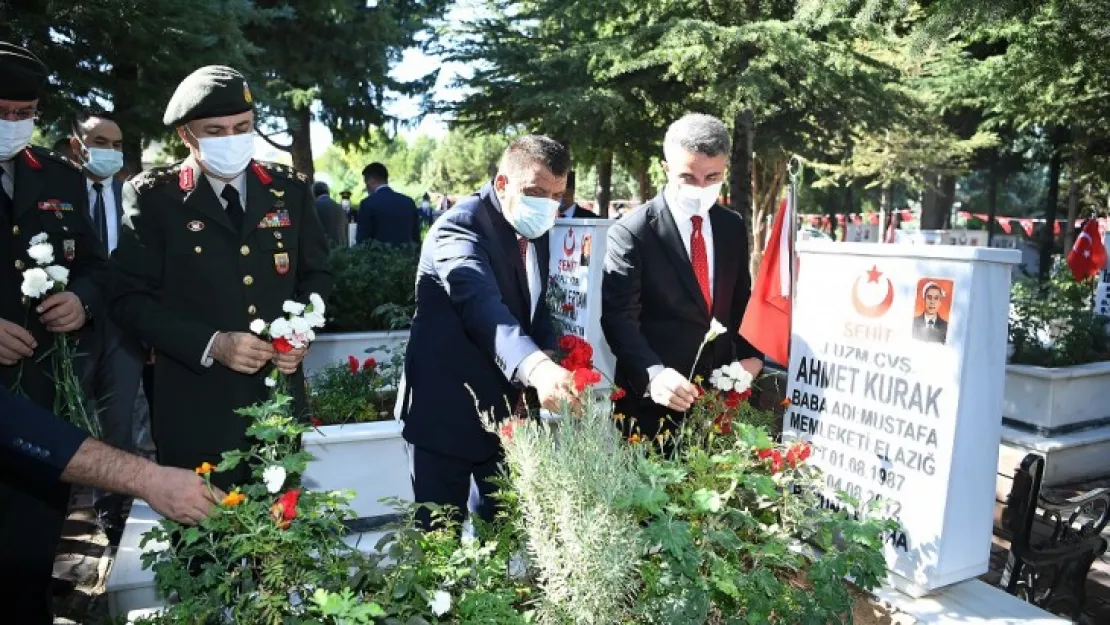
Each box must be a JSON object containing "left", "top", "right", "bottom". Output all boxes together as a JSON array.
[
  {"left": 1009, "top": 259, "right": 1110, "bottom": 366},
  {"left": 326, "top": 242, "right": 418, "bottom": 332},
  {"left": 308, "top": 346, "right": 403, "bottom": 426}
]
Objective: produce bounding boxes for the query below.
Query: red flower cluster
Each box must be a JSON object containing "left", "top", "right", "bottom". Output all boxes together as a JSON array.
[
  {"left": 270, "top": 489, "right": 300, "bottom": 530},
  {"left": 712, "top": 389, "right": 752, "bottom": 434},
  {"left": 757, "top": 448, "right": 784, "bottom": 473},
  {"left": 273, "top": 337, "right": 294, "bottom": 354},
  {"left": 756, "top": 442, "right": 812, "bottom": 474},
  {"left": 558, "top": 335, "right": 594, "bottom": 371},
  {"left": 610, "top": 387, "right": 627, "bottom": 401},
  {"left": 561, "top": 303, "right": 575, "bottom": 313},
  {"left": 346, "top": 355, "right": 377, "bottom": 374},
  {"left": 500, "top": 418, "right": 526, "bottom": 440},
  {"left": 573, "top": 368, "right": 602, "bottom": 392}
]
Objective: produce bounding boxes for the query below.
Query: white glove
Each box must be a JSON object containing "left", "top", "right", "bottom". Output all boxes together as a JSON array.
[{"left": 649, "top": 367, "right": 699, "bottom": 412}]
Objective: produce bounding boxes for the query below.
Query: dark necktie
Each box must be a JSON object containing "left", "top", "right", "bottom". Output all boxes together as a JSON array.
[
  {"left": 222, "top": 185, "right": 244, "bottom": 233},
  {"left": 690, "top": 215, "right": 712, "bottom": 311},
  {"left": 91, "top": 181, "right": 108, "bottom": 250},
  {"left": 517, "top": 236, "right": 528, "bottom": 263}
]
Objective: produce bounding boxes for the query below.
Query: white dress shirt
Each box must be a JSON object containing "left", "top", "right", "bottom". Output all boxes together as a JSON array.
[
  {"left": 200, "top": 166, "right": 249, "bottom": 367},
  {"left": 0, "top": 159, "right": 14, "bottom": 198},
  {"left": 923, "top": 313, "right": 938, "bottom": 327},
  {"left": 663, "top": 184, "right": 715, "bottom": 298},
  {"left": 86, "top": 178, "right": 120, "bottom": 253}
]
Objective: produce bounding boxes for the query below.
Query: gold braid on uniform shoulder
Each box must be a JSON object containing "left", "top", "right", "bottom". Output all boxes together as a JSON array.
[
  {"left": 132, "top": 163, "right": 182, "bottom": 192},
  {"left": 29, "top": 145, "right": 81, "bottom": 171},
  {"left": 259, "top": 161, "right": 309, "bottom": 184}
]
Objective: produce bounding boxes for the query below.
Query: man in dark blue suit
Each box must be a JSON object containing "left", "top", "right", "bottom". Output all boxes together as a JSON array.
[
  {"left": 399, "top": 136, "right": 580, "bottom": 528},
  {"left": 355, "top": 162, "right": 422, "bottom": 245}
]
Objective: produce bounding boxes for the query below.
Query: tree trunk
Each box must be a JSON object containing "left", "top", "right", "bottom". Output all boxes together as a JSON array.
[
  {"left": 938, "top": 175, "right": 956, "bottom": 229},
  {"left": 920, "top": 173, "right": 940, "bottom": 230},
  {"left": 634, "top": 162, "right": 653, "bottom": 204},
  {"left": 1039, "top": 136, "right": 1064, "bottom": 280},
  {"left": 749, "top": 152, "right": 788, "bottom": 277},
  {"left": 985, "top": 161, "right": 999, "bottom": 246},
  {"left": 729, "top": 109, "right": 754, "bottom": 221},
  {"left": 288, "top": 106, "right": 314, "bottom": 178},
  {"left": 112, "top": 62, "right": 143, "bottom": 174},
  {"left": 1063, "top": 158, "right": 1080, "bottom": 251},
  {"left": 597, "top": 150, "right": 613, "bottom": 217}
]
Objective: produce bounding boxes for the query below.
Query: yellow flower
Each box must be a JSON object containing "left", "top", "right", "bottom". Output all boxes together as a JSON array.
[
  {"left": 628, "top": 434, "right": 642, "bottom": 444},
  {"left": 195, "top": 462, "right": 215, "bottom": 476},
  {"left": 693, "top": 375, "right": 704, "bottom": 385},
  {"left": 222, "top": 490, "right": 246, "bottom": 507},
  {"left": 613, "top": 412, "right": 626, "bottom": 424}
]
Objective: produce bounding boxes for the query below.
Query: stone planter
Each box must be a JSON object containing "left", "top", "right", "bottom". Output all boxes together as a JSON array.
[
  {"left": 301, "top": 420, "right": 412, "bottom": 519},
  {"left": 303, "top": 330, "right": 409, "bottom": 376},
  {"left": 1003, "top": 361, "right": 1110, "bottom": 433}
]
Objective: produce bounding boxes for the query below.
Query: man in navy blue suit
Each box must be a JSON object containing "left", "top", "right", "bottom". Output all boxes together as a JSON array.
[
  {"left": 355, "top": 162, "right": 422, "bottom": 246},
  {"left": 399, "top": 135, "right": 580, "bottom": 528}
]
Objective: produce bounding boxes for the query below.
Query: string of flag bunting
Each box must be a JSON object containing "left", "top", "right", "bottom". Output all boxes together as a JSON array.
[{"left": 801, "top": 210, "right": 1105, "bottom": 237}]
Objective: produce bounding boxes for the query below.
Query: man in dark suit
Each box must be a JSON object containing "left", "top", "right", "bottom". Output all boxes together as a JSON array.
[
  {"left": 110, "top": 66, "right": 332, "bottom": 491},
  {"left": 912, "top": 282, "right": 949, "bottom": 344},
  {"left": 1, "top": 386, "right": 221, "bottom": 526},
  {"left": 356, "top": 162, "right": 421, "bottom": 245},
  {"left": 0, "top": 42, "right": 108, "bottom": 622},
  {"left": 313, "top": 180, "right": 348, "bottom": 248},
  {"left": 602, "top": 114, "right": 762, "bottom": 441},
  {"left": 559, "top": 170, "right": 599, "bottom": 219},
  {"left": 400, "top": 135, "right": 579, "bottom": 529},
  {"left": 69, "top": 109, "right": 151, "bottom": 541}
]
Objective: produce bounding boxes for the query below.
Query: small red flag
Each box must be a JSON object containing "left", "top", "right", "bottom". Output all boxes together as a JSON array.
[
  {"left": 740, "top": 196, "right": 793, "bottom": 366},
  {"left": 1067, "top": 219, "right": 1106, "bottom": 281}
]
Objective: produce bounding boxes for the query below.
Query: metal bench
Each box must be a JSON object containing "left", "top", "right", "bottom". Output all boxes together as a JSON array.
[{"left": 998, "top": 453, "right": 1110, "bottom": 620}]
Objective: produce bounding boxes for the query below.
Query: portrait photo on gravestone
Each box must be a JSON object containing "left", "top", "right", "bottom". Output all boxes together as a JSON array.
[{"left": 912, "top": 278, "right": 954, "bottom": 345}]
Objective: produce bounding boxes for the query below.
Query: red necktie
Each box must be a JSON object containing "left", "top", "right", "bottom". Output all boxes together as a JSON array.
[
  {"left": 517, "top": 236, "right": 529, "bottom": 263},
  {"left": 690, "top": 215, "right": 711, "bottom": 310}
]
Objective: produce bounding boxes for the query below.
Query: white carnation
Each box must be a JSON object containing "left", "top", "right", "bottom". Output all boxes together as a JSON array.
[
  {"left": 269, "top": 317, "right": 293, "bottom": 339},
  {"left": 303, "top": 311, "right": 326, "bottom": 329},
  {"left": 726, "top": 361, "right": 745, "bottom": 380},
  {"left": 705, "top": 318, "right": 727, "bottom": 343},
  {"left": 264, "top": 375, "right": 277, "bottom": 388},
  {"left": 428, "top": 590, "right": 452, "bottom": 616},
  {"left": 44, "top": 265, "right": 69, "bottom": 286},
  {"left": 29, "top": 232, "right": 49, "bottom": 245},
  {"left": 262, "top": 465, "right": 286, "bottom": 494},
  {"left": 289, "top": 315, "right": 311, "bottom": 335},
  {"left": 283, "top": 300, "right": 306, "bottom": 315},
  {"left": 27, "top": 242, "right": 54, "bottom": 266},
  {"left": 308, "top": 292, "right": 325, "bottom": 315},
  {"left": 249, "top": 319, "right": 268, "bottom": 335},
  {"left": 20, "top": 268, "right": 53, "bottom": 299}
]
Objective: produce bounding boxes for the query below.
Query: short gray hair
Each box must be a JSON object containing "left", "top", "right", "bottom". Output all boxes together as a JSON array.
[{"left": 663, "top": 113, "right": 731, "bottom": 159}]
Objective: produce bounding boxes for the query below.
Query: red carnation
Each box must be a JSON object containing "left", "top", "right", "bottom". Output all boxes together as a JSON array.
[
  {"left": 573, "top": 368, "right": 602, "bottom": 392},
  {"left": 347, "top": 356, "right": 359, "bottom": 374},
  {"left": 272, "top": 337, "right": 294, "bottom": 354},
  {"left": 558, "top": 335, "right": 579, "bottom": 352},
  {"left": 785, "top": 442, "right": 812, "bottom": 469},
  {"left": 270, "top": 489, "right": 301, "bottom": 530},
  {"left": 500, "top": 420, "right": 517, "bottom": 439},
  {"left": 757, "top": 448, "right": 784, "bottom": 474},
  {"left": 610, "top": 387, "right": 627, "bottom": 401},
  {"left": 362, "top": 357, "right": 376, "bottom": 372}
]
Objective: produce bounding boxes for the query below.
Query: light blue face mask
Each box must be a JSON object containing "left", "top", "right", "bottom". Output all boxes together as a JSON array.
[
  {"left": 510, "top": 194, "right": 560, "bottom": 239},
  {"left": 82, "top": 147, "right": 124, "bottom": 179}
]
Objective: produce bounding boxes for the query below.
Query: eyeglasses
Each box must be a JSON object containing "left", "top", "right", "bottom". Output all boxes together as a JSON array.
[{"left": 0, "top": 107, "right": 39, "bottom": 122}]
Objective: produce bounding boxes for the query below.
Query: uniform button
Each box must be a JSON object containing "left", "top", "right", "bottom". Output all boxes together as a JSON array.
[
  {"left": 274, "top": 232, "right": 283, "bottom": 240},
  {"left": 240, "top": 245, "right": 250, "bottom": 256},
  {"left": 277, "top": 242, "right": 284, "bottom": 249},
  {"left": 54, "top": 211, "right": 63, "bottom": 220},
  {"left": 195, "top": 246, "right": 203, "bottom": 254},
  {"left": 11, "top": 225, "right": 19, "bottom": 235},
  {"left": 247, "top": 305, "right": 257, "bottom": 315},
  {"left": 243, "top": 275, "right": 254, "bottom": 286},
  {"left": 14, "top": 260, "right": 23, "bottom": 270}
]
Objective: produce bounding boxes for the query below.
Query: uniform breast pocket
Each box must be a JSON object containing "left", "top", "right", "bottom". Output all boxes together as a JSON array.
[
  {"left": 165, "top": 235, "right": 232, "bottom": 287},
  {"left": 257, "top": 235, "right": 298, "bottom": 277},
  {"left": 36, "top": 211, "right": 85, "bottom": 263}
]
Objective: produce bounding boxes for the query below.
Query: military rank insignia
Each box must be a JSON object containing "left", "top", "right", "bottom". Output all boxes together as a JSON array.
[
  {"left": 63, "top": 239, "right": 76, "bottom": 262},
  {"left": 258, "top": 210, "right": 291, "bottom": 228},
  {"left": 37, "top": 199, "right": 74, "bottom": 212},
  {"left": 273, "top": 252, "right": 290, "bottom": 275}
]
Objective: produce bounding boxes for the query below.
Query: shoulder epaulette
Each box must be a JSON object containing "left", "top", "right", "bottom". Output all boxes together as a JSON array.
[
  {"left": 28, "top": 145, "right": 81, "bottom": 171},
  {"left": 259, "top": 161, "right": 308, "bottom": 184},
  {"left": 132, "top": 163, "right": 182, "bottom": 192}
]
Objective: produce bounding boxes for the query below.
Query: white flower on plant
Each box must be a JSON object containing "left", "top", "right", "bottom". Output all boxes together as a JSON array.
[
  {"left": 29, "top": 232, "right": 49, "bottom": 245},
  {"left": 249, "top": 318, "right": 268, "bottom": 335},
  {"left": 428, "top": 590, "right": 452, "bottom": 616},
  {"left": 308, "top": 292, "right": 325, "bottom": 315},
  {"left": 283, "top": 300, "right": 306, "bottom": 315},
  {"left": 44, "top": 265, "right": 69, "bottom": 286},
  {"left": 269, "top": 317, "right": 293, "bottom": 339},
  {"left": 20, "top": 267, "right": 54, "bottom": 298},
  {"left": 704, "top": 318, "right": 727, "bottom": 343},
  {"left": 264, "top": 375, "right": 277, "bottom": 388},
  {"left": 27, "top": 242, "right": 54, "bottom": 266},
  {"left": 262, "top": 465, "right": 286, "bottom": 494}
]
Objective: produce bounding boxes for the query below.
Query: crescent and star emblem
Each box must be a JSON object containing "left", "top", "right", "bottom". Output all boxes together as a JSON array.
[
  {"left": 851, "top": 265, "right": 895, "bottom": 318},
  {"left": 563, "top": 228, "right": 576, "bottom": 257}
]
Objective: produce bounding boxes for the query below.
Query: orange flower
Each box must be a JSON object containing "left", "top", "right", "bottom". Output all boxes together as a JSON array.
[
  {"left": 628, "top": 433, "right": 642, "bottom": 444},
  {"left": 222, "top": 490, "right": 246, "bottom": 507},
  {"left": 195, "top": 462, "right": 215, "bottom": 476},
  {"left": 781, "top": 397, "right": 793, "bottom": 408}
]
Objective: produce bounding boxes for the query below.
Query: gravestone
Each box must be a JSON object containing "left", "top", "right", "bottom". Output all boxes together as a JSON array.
[
  {"left": 783, "top": 241, "right": 1021, "bottom": 597},
  {"left": 548, "top": 218, "right": 616, "bottom": 383}
]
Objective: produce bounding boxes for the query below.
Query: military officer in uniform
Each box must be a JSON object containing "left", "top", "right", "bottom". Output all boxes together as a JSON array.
[
  {"left": 109, "top": 66, "right": 332, "bottom": 490},
  {"left": 0, "top": 42, "right": 108, "bottom": 622}
]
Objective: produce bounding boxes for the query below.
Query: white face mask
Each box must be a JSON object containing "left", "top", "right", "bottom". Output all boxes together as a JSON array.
[
  {"left": 0, "top": 118, "right": 34, "bottom": 161},
  {"left": 672, "top": 181, "right": 723, "bottom": 216},
  {"left": 190, "top": 129, "right": 255, "bottom": 178}
]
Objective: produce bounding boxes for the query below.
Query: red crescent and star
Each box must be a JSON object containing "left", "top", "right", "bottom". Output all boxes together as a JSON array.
[{"left": 851, "top": 265, "right": 895, "bottom": 317}]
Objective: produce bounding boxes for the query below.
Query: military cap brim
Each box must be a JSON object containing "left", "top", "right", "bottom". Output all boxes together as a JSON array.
[
  {"left": 0, "top": 42, "right": 47, "bottom": 101},
  {"left": 163, "top": 65, "right": 254, "bottom": 127}
]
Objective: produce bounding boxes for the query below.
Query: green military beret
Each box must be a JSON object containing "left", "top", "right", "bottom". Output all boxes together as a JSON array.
[
  {"left": 163, "top": 65, "right": 254, "bottom": 127},
  {"left": 0, "top": 42, "right": 47, "bottom": 101}
]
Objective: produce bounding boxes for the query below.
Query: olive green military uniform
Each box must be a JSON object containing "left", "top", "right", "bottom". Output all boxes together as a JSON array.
[{"left": 110, "top": 158, "right": 332, "bottom": 488}]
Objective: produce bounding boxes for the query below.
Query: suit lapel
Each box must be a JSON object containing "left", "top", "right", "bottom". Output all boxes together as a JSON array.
[
  {"left": 241, "top": 166, "right": 270, "bottom": 242},
  {"left": 12, "top": 155, "right": 44, "bottom": 219},
  {"left": 112, "top": 178, "right": 125, "bottom": 222},
  {"left": 483, "top": 186, "right": 532, "bottom": 325},
  {"left": 535, "top": 233, "right": 550, "bottom": 289},
  {"left": 651, "top": 197, "right": 709, "bottom": 318},
  {"left": 709, "top": 207, "right": 733, "bottom": 321},
  {"left": 184, "top": 175, "right": 235, "bottom": 234}
]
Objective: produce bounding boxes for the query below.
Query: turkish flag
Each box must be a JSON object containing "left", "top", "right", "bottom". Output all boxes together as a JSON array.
[
  {"left": 740, "top": 196, "right": 793, "bottom": 366},
  {"left": 1067, "top": 219, "right": 1107, "bottom": 281}
]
